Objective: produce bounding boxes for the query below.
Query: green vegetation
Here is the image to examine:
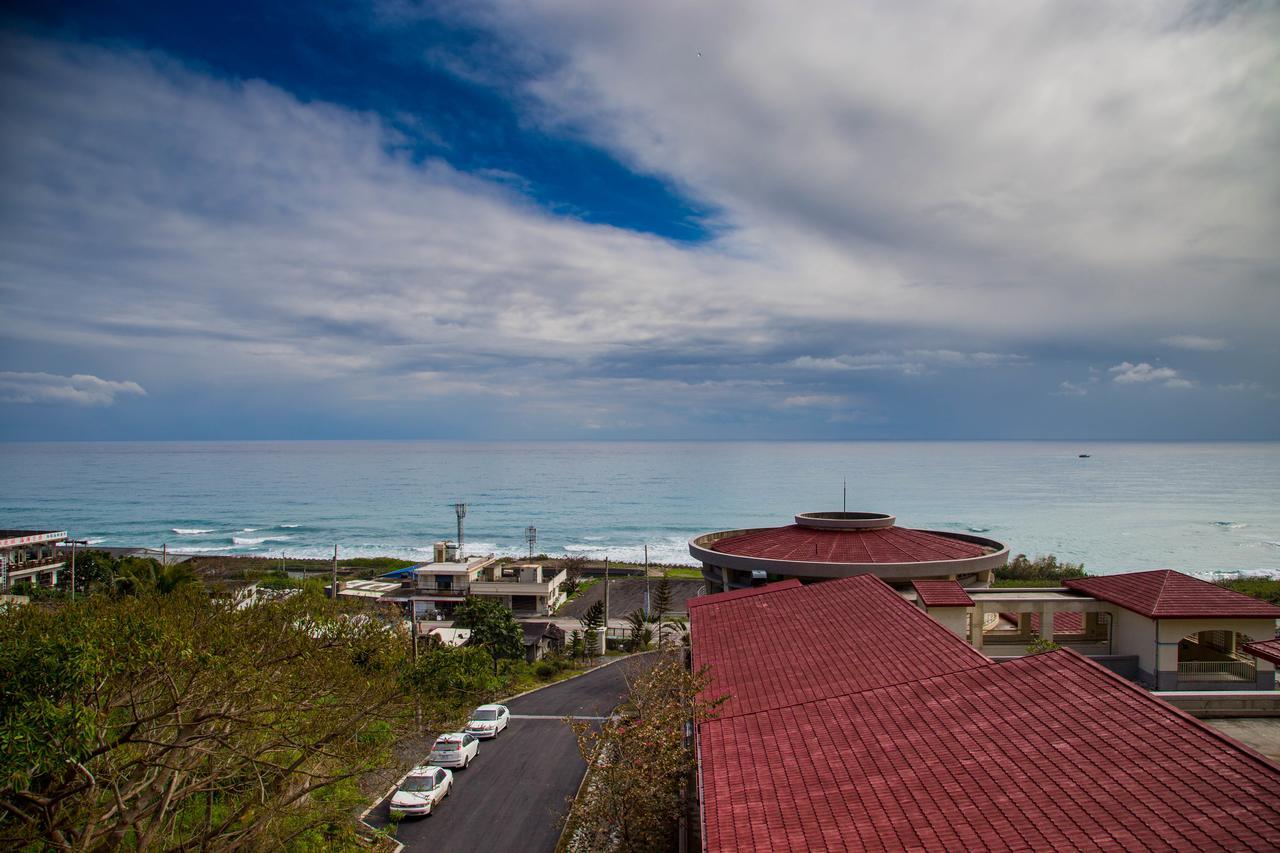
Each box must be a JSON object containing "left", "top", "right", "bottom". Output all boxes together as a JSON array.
[
  {"left": 1026, "top": 635, "right": 1061, "bottom": 654},
  {"left": 0, "top": 585, "right": 475, "bottom": 850},
  {"left": 660, "top": 566, "right": 703, "bottom": 581},
  {"left": 1215, "top": 576, "right": 1280, "bottom": 606},
  {"left": 563, "top": 654, "right": 721, "bottom": 852},
  {"left": 578, "top": 600, "right": 606, "bottom": 657},
  {"left": 995, "top": 554, "right": 1086, "bottom": 584},
  {"left": 452, "top": 596, "right": 524, "bottom": 670}
]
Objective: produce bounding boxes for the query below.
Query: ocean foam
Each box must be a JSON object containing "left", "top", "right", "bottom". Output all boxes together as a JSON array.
[
  {"left": 232, "top": 535, "right": 290, "bottom": 546},
  {"left": 172, "top": 528, "right": 214, "bottom": 535},
  {"left": 1213, "top": 522, "right": 1248, "bottom": 529}
]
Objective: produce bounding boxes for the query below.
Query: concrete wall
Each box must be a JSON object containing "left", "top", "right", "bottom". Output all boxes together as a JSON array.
[
  {"left": 1112, "top": 608, "right": 1159, "bottom": 687},
  {"left": 925, "top": 606, "right": 969, "bottom": 637}
]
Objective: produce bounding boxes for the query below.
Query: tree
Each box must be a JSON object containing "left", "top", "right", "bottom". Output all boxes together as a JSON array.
[
  {"left": 997, "top": 554, "right": 1086, "bottom": 583},
  {"left": 652, "top": 572, "right": 672, "bottom": 647},
  {"left": 625, "top": 609, "right": 653, "bottom": 652},
  {"left": 1026, "top": 634, "right": 1061, "bottom": 654},
  {"left": 566, "top": 654, "right": 723, "bottom": 851},
  {"left": 568, "top": 629, "right": 585, "bottom": 660},
  {"left": 453, "top": 596, "right": 523, "bottom": 670},
  {"left": 560, "top": 556, "right": 589, "bottom": 597},
  {"left": 0, "top": 587, "right": 446, "bottom": 850},
  {"left": 579, "top": 600, "right": 605, "bottom": 657}
]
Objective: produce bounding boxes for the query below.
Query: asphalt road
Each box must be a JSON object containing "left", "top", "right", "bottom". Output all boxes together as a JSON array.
[{"left": 366, "top": 655, "right": 653, "bottom": 852}]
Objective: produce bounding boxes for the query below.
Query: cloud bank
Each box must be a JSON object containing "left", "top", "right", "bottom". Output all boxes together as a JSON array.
[{"left": 0, "top": 372, "right": 146, "bottom": 406}]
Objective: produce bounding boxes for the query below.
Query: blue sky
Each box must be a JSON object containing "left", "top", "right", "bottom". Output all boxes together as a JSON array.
[{"left": 1, "top": 1, "right": 1277, "bottom": 440}]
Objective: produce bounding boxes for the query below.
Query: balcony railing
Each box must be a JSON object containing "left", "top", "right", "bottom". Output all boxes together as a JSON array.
[
  {"left": 4, "top": 557, "right": 67, "bottom": 572},
  {"left": 1178, "top": 659, "right": 1257, "bottom": 682}
]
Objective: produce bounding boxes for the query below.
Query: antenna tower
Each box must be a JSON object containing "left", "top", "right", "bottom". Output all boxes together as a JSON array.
[
  {"left": 525, "top": 526, "right": 537, "bottom": 558},
  {"left": 454, "top": 502, "right": 468, "bottom": 554}
]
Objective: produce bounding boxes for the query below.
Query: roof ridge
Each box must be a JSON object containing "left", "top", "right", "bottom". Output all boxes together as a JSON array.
[{"left": 1152, "top": 568, "right": 1174, "bottom": 611}]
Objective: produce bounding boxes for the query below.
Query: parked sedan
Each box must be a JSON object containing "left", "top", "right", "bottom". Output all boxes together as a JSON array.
[
  {"left": 428, "top": 732, "right": 479, "bottom": 769},
  {"left": 464, "top": 704, "right": 510, "bottom": 738},
  {"left": 388, "top": 765, "right": 453, "bottom": 819}
]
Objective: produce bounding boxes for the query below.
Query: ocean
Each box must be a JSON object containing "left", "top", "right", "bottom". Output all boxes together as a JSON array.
[{"left": 1, "top": 441, "right": 1278, "bottom": 578}]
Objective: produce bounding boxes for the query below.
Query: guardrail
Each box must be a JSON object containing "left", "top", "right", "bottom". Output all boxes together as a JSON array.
[{"left": 1178, "top": 660, "right": 1257, "bottom": 682}]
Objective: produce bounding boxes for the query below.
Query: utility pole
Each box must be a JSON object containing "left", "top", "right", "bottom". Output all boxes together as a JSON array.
[
  {"left": 644, "top": 543, "right": 651, "bottom": 614},
  {"left": 602, "top": 555, "right": 610, "bottom": 655},
  {"left": 843, "top": 477, "right": 847, "bottom": 513},
  {"left": 68, "top": 538, "right": 88, "bottom": 600},
  {"left": 330, "top": 544, "right": 338, "bottom": 599}
]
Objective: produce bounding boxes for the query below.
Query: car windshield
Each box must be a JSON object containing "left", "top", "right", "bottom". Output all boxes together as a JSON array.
[
  {"left": 401, "top": 775, "right": 436, "bottom": 792},
  {"left": 433, "top": 740, "right": 459, "bottom": 751},
  {"left": 471, "top": 709, "right": 498, "bottom": 721}
]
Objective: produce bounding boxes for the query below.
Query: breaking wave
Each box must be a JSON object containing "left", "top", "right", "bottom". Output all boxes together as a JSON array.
[
  {"left": 172, "top": 528, "right": 214, "bottom": 535},
  {"left": 1213, "top": 522, "right": 1248, "bottom": 529},
  {"left": 232, "top": 535, "right": 290, "bottom": 546}
]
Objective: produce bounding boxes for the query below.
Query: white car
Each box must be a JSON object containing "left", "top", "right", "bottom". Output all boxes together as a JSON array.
[
  {"left": 388, "top": 765, "right": 453, "bottom": 819},
  {"left": 428, "top": 732, "right": 480, "bottom": 769},
  {"left": 464, "top": 704, "right": 510, "bottom": 738}
]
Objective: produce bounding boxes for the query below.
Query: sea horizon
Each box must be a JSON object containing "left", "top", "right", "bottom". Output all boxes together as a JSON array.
[{"left": 4, "top": 440, "right": 1277, "bottom": 578}]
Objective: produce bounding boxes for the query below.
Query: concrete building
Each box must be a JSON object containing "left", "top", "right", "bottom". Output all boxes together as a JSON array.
[
  {"left": 907, "top": 570, "right": 1280, "bottom": 691},
  {"left": 0, "top": 529, "right": 67, "bottom": 592},
  {"left": 689, "top": 511, "right": 1007, "bottom": 592},
  {"left": 380, "top": 541, "right": 567, "bottom": 621},
  {"left": 689, "top": 575, "right": 1280, "bottom": 852}
]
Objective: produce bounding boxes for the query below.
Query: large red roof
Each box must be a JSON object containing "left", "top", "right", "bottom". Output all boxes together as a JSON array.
[
  {"left": 710, "top": 524, "right": 990, "bottom": 563},
  {"left": 911, "top": 579, "right": 974, "bottom": 607},
  {"left": 698, "top": 649, "right": 1280, "bottom": 852},
  {"left": 689, "top": 575, "right": 989, "bottom": 719},
  {"left": 1065, "top": 570, "right": 1280, "bottom": 619},
  {"left": 1243, "top": 637, "right": 1280, "bottom": 665},
  {"left": 691, "top": 574, "right": 1280, "bottom": 852}
]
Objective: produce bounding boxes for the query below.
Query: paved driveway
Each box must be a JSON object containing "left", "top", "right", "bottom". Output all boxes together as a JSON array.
[{"left": 366, "top": 655, "right": 653, "bottom": 852}]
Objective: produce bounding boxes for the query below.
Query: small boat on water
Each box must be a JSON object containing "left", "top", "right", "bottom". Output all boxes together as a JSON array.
[{"left": 1078, "top": 453, "right": 1091, "bottom": 458}]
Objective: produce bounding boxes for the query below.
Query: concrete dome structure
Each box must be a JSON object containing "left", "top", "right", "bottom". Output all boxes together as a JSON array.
[{"left": 689, "top": 512, "right": 1007, "bottom": 593}]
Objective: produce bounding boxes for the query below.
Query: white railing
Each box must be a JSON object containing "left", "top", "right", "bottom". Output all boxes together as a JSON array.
[{"left": 1178, "top": 660, "right": 1256, "bottom": 682}]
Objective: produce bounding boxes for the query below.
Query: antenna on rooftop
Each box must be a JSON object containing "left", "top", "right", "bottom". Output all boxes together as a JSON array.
[
  {"left": 453, "top": 503, "right": 468, "bottom": 555},
  {"left": 843, "top": 477, "right": 847, "bottom": 513},
  {"left": 525, "top": 526, "right": 537, "bottom": 559}
]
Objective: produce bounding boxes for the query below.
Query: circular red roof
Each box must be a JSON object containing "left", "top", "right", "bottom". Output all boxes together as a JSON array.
[{"left": 710, "top": 523, "right": 992, "bottom": 564}]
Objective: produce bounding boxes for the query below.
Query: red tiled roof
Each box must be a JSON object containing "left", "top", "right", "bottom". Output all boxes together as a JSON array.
[
  {"left": 998, "top": 611, "right": 1085, "bottom": 634},
  {"left": 1244, "top": 637, "right": 1280, "bottom": 665},
  {"left": 698, "top": 649, "right": 1280, "bottom": 852},
  {"left": 911, "top": 579, "right": 973, "bottom": 607},
  {"left": 686, "top": 579, "right": 802, "bottom": 610},
  {"left": 1065, "top": 570, "right": 1280, "bottom": 619},
  {"left": 690, "top": 575, "right": 990, "bottom": 720},
  {"left": 710, "top": 524, "right": 989, "bottom": 564}
]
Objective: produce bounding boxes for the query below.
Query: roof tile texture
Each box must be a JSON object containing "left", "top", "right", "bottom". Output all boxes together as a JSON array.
[
  {"left": 911, "top": 579, "right": 974, "bottom": 607},
  {"left": 710, "top": 524, "right": 989, "bottom": 564},
  {"left": 1243, "top": 637, "right": 1280, "bottom": 665},
  {"left": 690, "top": 574, "right": 990, "bottom": 720},
  {"left": 698, "top": 649, "right": 1280, "bottom": 852},
  {"left": 1066, "top": 570, "right": 1280, "bottom": 619}
]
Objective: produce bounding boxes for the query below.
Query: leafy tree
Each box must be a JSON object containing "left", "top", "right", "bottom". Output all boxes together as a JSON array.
[
  {"left": 625, "top": 609, "right": 653, "bottom": 652},
  {"left": 652, "top": 572, "right": 672, "bottom": 647},
  {"left": 566, "top": 654, "right": 722, "bottom": 851},
  {"left": 579, "top": 600, "right": 605, "bottom": 656},
  {"left": 0, "top": 588, "right": 445, "bottom": 850},
  {"left": 64, "top": 549, "right": 116, "bottom": 596},
  {"left": 453, "top": 596, "right": 523, "bottom": 670},
  {"left": 996, "top": 554, "right": 1086, "bottom": 583}
]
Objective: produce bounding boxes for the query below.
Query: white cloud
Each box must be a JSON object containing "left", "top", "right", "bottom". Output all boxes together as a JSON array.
[
  {"left": 1057, "top": 381, "right": 1089, "bottom": 397},
  {"left": 788, "top": 350, "right": 1025, "bottom": 375},
  {"left": 1161, "top": 335, "right": 1228, "bottom": 352},
  {"left": 1109, "top": 362, "right": 1193, "bottom": 389},
  {"left": 0, "top": 372, "right": 146, "bottom": 406}
]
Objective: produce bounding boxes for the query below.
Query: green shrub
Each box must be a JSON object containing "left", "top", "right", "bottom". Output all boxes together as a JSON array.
[{"left": 534, "top": 661, "right": 556, "bottom": 679}]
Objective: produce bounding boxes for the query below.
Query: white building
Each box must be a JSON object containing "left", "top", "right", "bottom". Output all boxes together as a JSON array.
[
  {"left": 0, "top": 530, "right": 67, "bottom": 592},
  {"left": 380, "top": 541, "right": 568, "bottom": 621}
]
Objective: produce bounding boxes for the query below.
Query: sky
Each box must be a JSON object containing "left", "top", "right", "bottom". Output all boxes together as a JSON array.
[{"left": 0, "top": 0, "right": 1277, "bottom": 441}]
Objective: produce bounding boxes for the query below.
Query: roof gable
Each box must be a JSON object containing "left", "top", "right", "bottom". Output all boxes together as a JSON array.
[
  {"left": 1066, "top": 570, "right": 1280, "bottom": 619},
  {"left": 911, "top": 579, "right": 974, "bottom": 607},
  {"left": 690, "top": 574, "right": 989, "bottom": 719}
]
